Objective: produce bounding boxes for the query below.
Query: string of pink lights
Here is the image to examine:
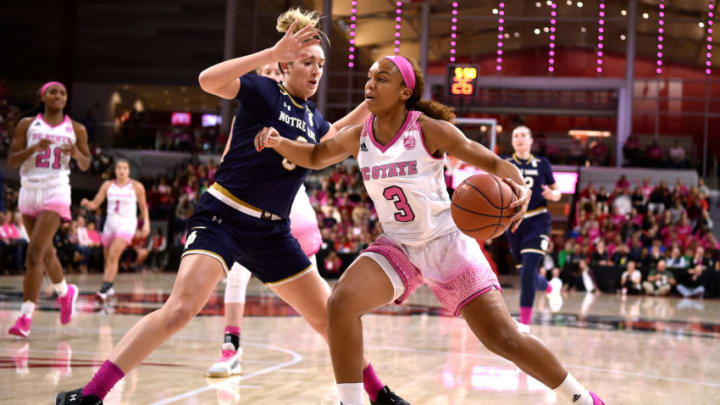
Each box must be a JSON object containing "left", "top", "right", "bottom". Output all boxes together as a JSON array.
[
  {"left": 706, "top": 0, "right": 715, "bottom": 75},
  {"left": 548, "top": 0, "right": 557, "bottom": 73},
  {"left": 657, "top": 0, "right": 665, "bottom": 75},
  {"left": 348, "top": 0, "right": 357, "bottom": 68},
  {"left": 450, "top": 1, "right": 458, "bottom": 63},
  {"left": 394, "top": 1, "right": 403, "bottom": 55},
  {"left": 496, "top": 2, "right": 504, "bottom": 70},
  {"left": 596, "top": 0, "right": 605, "bottom": 74}
]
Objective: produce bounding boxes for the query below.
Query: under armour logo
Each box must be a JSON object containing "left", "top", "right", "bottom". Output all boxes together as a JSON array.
[
  {"left": 573, "top": 394, "right": 581, "bottom": 402},
  {"left": 360, "top": 142, "right": 368, "bottom": 152},
  {"left": 70, "top": 393, "right": 78, "bottom": 400},
  {"left": 34, "top": 122, "right": 41, "bottom": 126},
  {"left": 211, "top": 215, "right": 223, "bottom": 224}
]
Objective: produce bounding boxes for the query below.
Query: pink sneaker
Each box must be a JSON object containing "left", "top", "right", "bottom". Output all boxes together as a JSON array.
[
  {"left": 590, "top": 391, "right": 606, "bottom": 405},
  {"left": 8, "top": 314, "right": 32, "bottom": 337},
  {"left": 58, "top": 284, "right": 78, "bottom": 325}
]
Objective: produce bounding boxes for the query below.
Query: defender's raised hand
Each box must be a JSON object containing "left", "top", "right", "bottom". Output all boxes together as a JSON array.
[{"left": 270, "top": 20, "right": 321, "bottom": 63}]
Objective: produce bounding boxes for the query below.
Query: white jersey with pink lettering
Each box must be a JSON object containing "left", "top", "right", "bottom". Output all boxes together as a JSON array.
[
  {"left": 20, "top": 114, "right": 76, "bottom": 187},
  {"left": 358, "top": 110, "right": 455, "bottom": 246}
]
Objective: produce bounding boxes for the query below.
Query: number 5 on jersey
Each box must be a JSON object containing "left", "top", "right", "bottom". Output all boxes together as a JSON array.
[{"left": 383, "top": 186, "right": 415, "bottom": 222}]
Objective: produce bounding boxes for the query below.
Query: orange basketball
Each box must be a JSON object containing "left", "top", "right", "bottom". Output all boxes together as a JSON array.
[{"left": 451, "top": 173, "right": 517, "bottom": 240}]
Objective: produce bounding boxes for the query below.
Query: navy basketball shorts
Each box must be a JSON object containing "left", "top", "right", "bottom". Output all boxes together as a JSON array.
[
  {"left": 506, "top": 212, "right": 551, "bottom": 267},
  {"left": 181, "top": 194, "right": 313, "bottom": 286}
]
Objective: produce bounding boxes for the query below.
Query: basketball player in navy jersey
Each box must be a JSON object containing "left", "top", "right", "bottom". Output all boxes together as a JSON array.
[
  {"left": 506, "top": 126, "right": 563, "bottom": 334},
  {"left": 57, "top": 9, "right": 407, "bottom": 405}
]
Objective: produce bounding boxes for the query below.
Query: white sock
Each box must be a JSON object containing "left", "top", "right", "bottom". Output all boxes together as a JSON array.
[
  {"left": 554, "top": 373, "right": 592, "bottom": 405},
  {"left": 53, "top": 279, "right": 68, "bottom": 297},
  {"left": 21, "top": 301, "right": 35, "bottom": 318},
  {"left": 337, "top": 383, "right": 364, "bottom": 405}
]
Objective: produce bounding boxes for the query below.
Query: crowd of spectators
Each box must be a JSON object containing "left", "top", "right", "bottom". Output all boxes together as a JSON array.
[
  {"left": 540, "top": 175, "right": 719, "bottom": 299},
  {"left": 527, "top": 133, "right": 691, "bottom": 169},
  {"left": 1, "top": 93, "right": 719, "bottom": 303}
]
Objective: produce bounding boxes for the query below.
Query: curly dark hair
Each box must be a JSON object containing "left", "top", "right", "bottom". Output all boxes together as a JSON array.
[{"left": 399, "top": 56, "right": 455, "bottom": 123}]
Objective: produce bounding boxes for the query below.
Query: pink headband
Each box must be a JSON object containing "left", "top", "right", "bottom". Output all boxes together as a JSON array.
[
  {"left": 383, "top": 55, "right": 416, "bottom": 91},
  {"left": 40, "top": 81, "right": 66, "bottom": 95}
]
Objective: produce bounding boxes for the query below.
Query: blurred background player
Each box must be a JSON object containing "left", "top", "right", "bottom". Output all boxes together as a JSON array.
[
  {"left": 506, "top": 125, "right": 563, "bottom": 334},
  {"left": 7, "top": 81, "right": 91, "bottom": 337},
  {"left": 81, "top": 159, "right": 150, "bottom": 303},
  {"left": 206, "top": 63, "right": 323, "bottom": 378}
]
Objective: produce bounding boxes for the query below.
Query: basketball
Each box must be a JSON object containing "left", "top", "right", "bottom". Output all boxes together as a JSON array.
[{"left": 451, "top": 173, "right": 517, "bottom": 240}]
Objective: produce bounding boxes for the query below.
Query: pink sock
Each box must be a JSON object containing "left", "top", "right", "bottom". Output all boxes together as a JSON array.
[
  {"left": 362, "top": 363, "right": 385, "bottom": 401},
  {"left": 520, "top": 306, "right": 533, "bottom": 325},
  {"left": 224, "top": 326, "right": 241, "bottom": 336},
  {"left": 546, "top": 284, "right": 553, "bottom": 294},
  {"left": 82, "top": 360, "right": 125, "bottom": 400}
]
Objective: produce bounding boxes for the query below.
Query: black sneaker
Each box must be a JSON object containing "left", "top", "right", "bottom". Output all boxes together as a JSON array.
[
  {"left": 56, "top": 389, "right": 102, "bottom": 405},
  {"left": 370, "top": 386, "right": 411, "bottom": 405}
]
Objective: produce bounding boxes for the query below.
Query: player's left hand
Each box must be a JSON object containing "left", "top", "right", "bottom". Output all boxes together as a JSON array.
[
  {"left": 504, "top": 178, "right": 530, "bottom": 233},
  {"left": 59, "top": 143, "right": 79, "bottom": 159},
  {"left": 139, "top": 224, "right": 150, "bottom": 238},
  {"left": 254, "top": 127, "right": 282, "bottom": 151},
  {"left": 541, "top": 184, "right": 558, "bottom": 201}
]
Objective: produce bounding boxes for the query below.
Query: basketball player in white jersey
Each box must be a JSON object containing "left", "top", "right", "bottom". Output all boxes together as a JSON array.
[
  {"left": 206, "top": 63, "right": 324, "bottom": 378},
  {"left": 80, "top": 159, "right": 150, "bottom": 303},
  {"left": 7, "top": 81, "right": 91, "bottom": 337},
  {"left": 256, "top": 56, "right": 606, "bottom": 405}
]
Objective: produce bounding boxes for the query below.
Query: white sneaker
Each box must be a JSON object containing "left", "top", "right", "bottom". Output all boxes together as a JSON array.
[
  {"left": 547, "top": 278, "right": 564, "bottom": 313},
  {"left": 96, "top": 287, "right": 115, "bottom": 303},
  {"left": 207, "top": 343, "right": 243, "bottom": 378},
  {"left": 516, "top": 320, "right": 531, "bottom": 334}
]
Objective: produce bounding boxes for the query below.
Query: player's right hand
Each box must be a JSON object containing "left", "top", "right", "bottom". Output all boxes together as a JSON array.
[
  {"left": 270, "top": 20, "right": 321, "bottom": 63},
  {"left": 80, "top": 198, "right": 91, "bottom": 208},
  {"left": 35, "top": 139, "right": 53, "bottom": 150},
  {"left": 254, "top": 127, "right": 281, "bottom": 151}
]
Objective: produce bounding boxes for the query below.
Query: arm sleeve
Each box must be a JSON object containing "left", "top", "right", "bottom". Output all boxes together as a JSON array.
[{"left": 543, "top": 158, "right": 556, "bottom": 186}]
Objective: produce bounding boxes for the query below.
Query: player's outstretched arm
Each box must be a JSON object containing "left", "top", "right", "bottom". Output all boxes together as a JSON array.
[
  {"left": 81, "top": 181, "right": 111, "bottom": 211},
  {"left": 255, "top": 125, "right": 360, "bottom": 170},
  {"left": 199, "top": 20, "right": 320, "bottom": 100},
  {"left": 421, "top": 118, "right": 531, "bottom": 230},
  {"left": 323, "top": 102, "right": 370, "bottom": 140}
]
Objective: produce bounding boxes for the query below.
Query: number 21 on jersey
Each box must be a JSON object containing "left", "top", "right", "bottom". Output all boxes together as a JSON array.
[{"left": 35, "top": 146, "right": 63, "bottom": 170}]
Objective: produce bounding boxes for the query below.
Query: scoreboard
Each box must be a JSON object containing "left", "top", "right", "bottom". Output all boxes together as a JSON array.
[{"left": 447, "top": 65, "right": 478, "bottom": 96}]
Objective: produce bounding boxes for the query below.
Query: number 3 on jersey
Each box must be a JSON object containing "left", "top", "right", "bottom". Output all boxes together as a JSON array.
[{"left": 383, "top": 186, "right": 415, "bottom": 222}]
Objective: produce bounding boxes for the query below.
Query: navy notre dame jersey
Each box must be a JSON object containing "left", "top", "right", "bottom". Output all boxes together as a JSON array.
[
  {"left": 213, "top": 73, "right": 331, "bottom": 218},
  {"left": 505, "top": 153, "right": 556, "bottom": 213}
]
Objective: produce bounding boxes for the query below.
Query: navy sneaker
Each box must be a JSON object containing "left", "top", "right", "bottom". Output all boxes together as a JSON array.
[
  {"left": 370, "top": 386, "right": 411, "bottom": 405},
  {"left": 56, "top": 389, "right": 102, "bottom": 405}
]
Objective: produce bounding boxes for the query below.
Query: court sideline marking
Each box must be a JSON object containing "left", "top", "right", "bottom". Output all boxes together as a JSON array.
[{"left": 149, "top": 343, "right": 303, "bottom": 405}]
